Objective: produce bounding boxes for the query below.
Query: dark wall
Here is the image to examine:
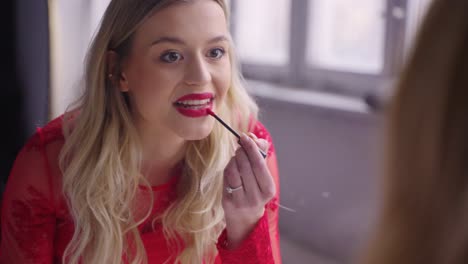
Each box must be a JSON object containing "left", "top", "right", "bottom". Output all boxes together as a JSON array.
[
  {"left": 16, "top": 0, "right": 50, "bottom": 134},
  {"left": 1, "top": 0, "right": 22, "bottom": 192},
  {"left": 1, "top": 0, "right": 49, "bottom": 191}
]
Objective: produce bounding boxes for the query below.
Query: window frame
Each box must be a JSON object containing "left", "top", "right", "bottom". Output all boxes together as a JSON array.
[{"left": 230, "top": 0, "right": 409, "bottom": 97}]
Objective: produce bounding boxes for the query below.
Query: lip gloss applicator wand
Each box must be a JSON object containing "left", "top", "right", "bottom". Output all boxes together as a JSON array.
[
  {"left": 206, "top": 109, "right": 299, "bottom": 212},
  {"left": 206, "top": 109, "right": 267, "bottom": 159}
]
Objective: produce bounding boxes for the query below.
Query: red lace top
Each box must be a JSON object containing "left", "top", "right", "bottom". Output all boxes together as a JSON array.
[{"left": 0, "top": 116, "right": 281, "bottom": 263}]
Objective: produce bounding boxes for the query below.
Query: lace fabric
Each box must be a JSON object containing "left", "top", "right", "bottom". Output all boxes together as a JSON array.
[{"left": 0, "top": 116, "right": 281, "bottom": 263}]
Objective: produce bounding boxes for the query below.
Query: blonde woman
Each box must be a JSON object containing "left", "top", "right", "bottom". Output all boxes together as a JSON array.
[
  {"left": 362, "top": 0, "right": 468, "bottom": 263},
  {"left": 0, "top": 0, "right": 281, "bottom": 263}
]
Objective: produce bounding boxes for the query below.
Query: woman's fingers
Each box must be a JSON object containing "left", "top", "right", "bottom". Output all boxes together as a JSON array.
[
  {"left": 248, "top": 132, "right": 269, "bottom": 158},
  {"left": 234, "top": 147, "right": 261, "bottom": 202},
  {"left": 224, "top": 157, "right": 245, "bottom": 203},
  {"left": 223, "top": 133, "right": 275, "bottom": 212},
  {"left": 239, "top": 134, "right": 276, "bottom": 200}
]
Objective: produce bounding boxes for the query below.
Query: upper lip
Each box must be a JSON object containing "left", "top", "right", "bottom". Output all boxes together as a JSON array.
[{"left": 174, "top": 92, "right": 214, "bottom": 103}]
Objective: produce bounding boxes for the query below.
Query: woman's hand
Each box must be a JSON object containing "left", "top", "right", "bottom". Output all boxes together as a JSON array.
[{"left": 222, "top": 132, "right": 276, "bottom": 249}]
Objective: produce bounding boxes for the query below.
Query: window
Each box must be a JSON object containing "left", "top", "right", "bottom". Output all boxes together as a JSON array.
[
  {"left": 49, "top": 0, "right": 111, "bottom": 117},
  {"left": 307, "top": 0, "right": 386, "bottom": 74},
  {"left": 231, "top": 0, "right": 409, "bottom": 97},
  {"left": 234, "top": 0, "right": 291, "bottom": 65},
  {"left": 404, "top": 0, "right": 432, "bottom": 56}
]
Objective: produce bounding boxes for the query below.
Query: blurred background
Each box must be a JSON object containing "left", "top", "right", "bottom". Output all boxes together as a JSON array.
[{"left": 1, "top": 0, "right": 433, "bottom": 263}]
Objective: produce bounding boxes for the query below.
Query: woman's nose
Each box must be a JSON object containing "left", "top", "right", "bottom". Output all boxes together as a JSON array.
[{"left": 184, "top": 55, "right": 212, "bottom": 86}]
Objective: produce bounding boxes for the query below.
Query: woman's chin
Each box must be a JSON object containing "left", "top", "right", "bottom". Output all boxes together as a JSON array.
[
  {"left": 175, "top": 123, "right": 214, "bottom": 141},
  {"left": 186, "top": 135, "right": 210, "bottom": 141}
]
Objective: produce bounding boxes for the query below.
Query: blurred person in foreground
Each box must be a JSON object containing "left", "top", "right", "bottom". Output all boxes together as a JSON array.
[{"left": 362, "top": 0, "right": 468, "bottom": 263}]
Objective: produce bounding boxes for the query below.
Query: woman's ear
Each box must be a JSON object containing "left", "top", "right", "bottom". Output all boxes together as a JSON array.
[{"left": 106, "top": 50, "right": 129, "bottom": 92}]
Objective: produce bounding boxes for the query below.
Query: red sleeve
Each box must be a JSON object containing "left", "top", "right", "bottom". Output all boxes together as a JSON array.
[
  {"left": 216, "top": 121, "right": 281, "bottom": 263},
  {"left": 0, "top": 130, "right": 56, "bottom": 264}
]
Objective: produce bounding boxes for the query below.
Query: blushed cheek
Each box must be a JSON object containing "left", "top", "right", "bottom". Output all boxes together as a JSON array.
[
  {"left": 214, "top": 80, "right": 229, "bottom": 107},
  {"left": 130, "top": 88, "right": 164, "bottom": 121},
  {"left": 218, "top": 69, "right": 232, "bottom": 101}
]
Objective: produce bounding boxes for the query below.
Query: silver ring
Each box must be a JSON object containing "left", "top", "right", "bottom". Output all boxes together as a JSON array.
[{"left": 226, "top": 185, "right": 243, "bottom": 194}]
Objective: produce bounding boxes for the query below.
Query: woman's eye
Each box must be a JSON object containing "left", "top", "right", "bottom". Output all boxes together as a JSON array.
[
  {"left": 207, "top": 48, "right": 225, "bottom": 59},
  {"left": 160, "top": 51, "right": 183, "bottom": 63}
]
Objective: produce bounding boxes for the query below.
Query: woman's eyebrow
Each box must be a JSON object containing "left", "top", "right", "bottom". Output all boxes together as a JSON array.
[
  {"left": 151, "top": 35, "right": 229, "bottom": 46},
  {"left": 207, "top": 35, "right": 229, "bottom": 44}
]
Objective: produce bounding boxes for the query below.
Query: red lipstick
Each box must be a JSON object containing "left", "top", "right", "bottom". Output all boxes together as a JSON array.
[
  {"left": 173, "top": 93, "right": 214, "bottom": 118},
  {"left": 175, "top": 93, "right": 213, "bottom": 102}
]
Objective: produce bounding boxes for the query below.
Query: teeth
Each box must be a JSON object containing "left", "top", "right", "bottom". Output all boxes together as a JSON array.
[{"left": 176, "top": 99, "right": 211, "bottom": 106}]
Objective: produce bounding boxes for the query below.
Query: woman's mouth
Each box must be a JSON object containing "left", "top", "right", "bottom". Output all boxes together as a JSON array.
[
  {"left": 173, "top": 93, "right": 214, "bottom": 118},
  {"left": 174, "top": 98, "right": 212, "bottom": 109}
]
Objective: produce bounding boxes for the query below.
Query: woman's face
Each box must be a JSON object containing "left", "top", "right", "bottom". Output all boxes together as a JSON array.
[{"left": 119, "top": 0, "right": 231, "bottom": 140}]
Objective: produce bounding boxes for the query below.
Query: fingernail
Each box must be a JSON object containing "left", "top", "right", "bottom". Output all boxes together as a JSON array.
[
  {"left": 248, "top": 132, "right": 258, "bottom": 140},
  {"left": 242, "top": 133, "right": 251, "bottom": 141}
]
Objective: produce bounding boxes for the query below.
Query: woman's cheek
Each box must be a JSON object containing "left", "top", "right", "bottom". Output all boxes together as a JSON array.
[{"left": 218, "top": 65, "right": 232, "bottom": 97}]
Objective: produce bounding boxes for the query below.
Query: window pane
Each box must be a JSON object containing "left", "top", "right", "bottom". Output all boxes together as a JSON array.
[
  {"left": 307, "top": 0, "right": 386, "bottom": 74},
  {"left": 405, "top": 0, "right": 432, "bottom": 54},
  {"left": 90, "top": 0, "right": 111, "bottom": 39},
  {"left": 234, "top": 0, "right": 291, "bottom": 65}
]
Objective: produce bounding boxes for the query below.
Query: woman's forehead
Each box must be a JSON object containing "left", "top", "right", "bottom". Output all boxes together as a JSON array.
[
  {"left": 131, "top": 0, "right": 229, "bottom": 48},
  {"left": 138, "top": 0, "right": 227, "bottom": 40}
]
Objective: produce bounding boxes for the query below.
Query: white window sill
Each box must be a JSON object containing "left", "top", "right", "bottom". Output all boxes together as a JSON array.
[{"left": 246, "top": 80, "right": 371, "bottom": 115}]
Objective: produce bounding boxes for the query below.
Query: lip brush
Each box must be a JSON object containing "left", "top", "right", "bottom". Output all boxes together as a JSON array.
[{"left": 206, "top": 109, "right": 267, "bottom": 159}]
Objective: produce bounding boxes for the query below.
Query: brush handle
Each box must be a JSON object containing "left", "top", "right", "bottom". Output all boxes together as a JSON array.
[
  {"left": 210, "top": 112, "right": 241, "bottom": 139},
  {"left": 237, "top": 138, "right": 267, "bottom": 159},
  {"left": 208, "top": 110, "right": 267, "bottom": 159},
  {"left": 258, "top": 149, "right": 267, "bottom": 159}
]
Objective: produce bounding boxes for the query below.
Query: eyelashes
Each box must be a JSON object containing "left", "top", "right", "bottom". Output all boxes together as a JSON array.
[
  {"left": 159, "top": 47, "right": 226, "bottom": 63},
  {"left": 160, "top": 51, "right": 183, "bottom": 63}
]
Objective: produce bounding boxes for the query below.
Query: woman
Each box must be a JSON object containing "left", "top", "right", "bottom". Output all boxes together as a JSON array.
[
  {"left": 0, "top": 0, "right": 281, "bottom": 263},
  {"left": 362, "top": 0, "right": 468, "bottom": 263}
]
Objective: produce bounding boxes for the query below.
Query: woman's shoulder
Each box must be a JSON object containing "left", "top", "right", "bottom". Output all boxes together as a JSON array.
[
  {"left": 21, "top": 115, "right": 66, "bottom": 185},
  {"left": 9, "top": 114, "right": 70, "bottom": 207},
  {"left": 24, "top": 115, "right": 65, "bottom": 151},
  {"left": 2, "top": 116, "right": 72, "bottom": 239},
  {"left": 6, "top": 115, "right": 67, "bottom": 208}
]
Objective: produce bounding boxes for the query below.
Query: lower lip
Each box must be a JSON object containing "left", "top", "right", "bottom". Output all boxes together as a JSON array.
[{"left": 174, "top": 103, "right": 213, "bottom": 118}]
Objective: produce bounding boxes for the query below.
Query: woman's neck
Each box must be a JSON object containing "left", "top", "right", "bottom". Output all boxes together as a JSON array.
[{"left": 136, "top": 122, "right": 187, "bottom": 186}]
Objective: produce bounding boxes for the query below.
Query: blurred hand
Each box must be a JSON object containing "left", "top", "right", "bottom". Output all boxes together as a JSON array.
[{"left": 222, "top": 132, "right": 275, "bottom": 249}]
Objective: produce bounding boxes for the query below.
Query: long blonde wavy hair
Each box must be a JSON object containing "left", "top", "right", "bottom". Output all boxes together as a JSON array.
[{"left": 59, "top": 0, "right": 258, "bottom": 263}]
